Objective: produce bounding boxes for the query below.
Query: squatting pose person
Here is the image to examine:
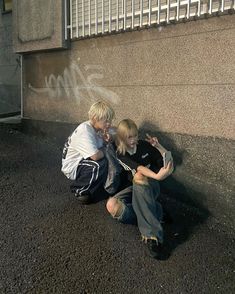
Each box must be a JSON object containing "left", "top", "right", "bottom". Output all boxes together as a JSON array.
[{"left": 61, "top": 101, "right": 115, "bottom": 204}]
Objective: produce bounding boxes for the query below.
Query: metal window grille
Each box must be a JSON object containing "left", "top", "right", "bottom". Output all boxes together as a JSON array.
[{"left": 65, "top": 0, "right": 235, "bottom": 39}]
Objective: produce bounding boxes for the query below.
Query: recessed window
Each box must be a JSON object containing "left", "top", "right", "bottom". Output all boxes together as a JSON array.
[{"left": 3, "top": 0, "right": 12, "bottom": 13}]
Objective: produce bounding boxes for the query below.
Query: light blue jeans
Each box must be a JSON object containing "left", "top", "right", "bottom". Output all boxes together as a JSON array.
[{"left": 113, "top": 178, "right": 163, "bottom": 243}]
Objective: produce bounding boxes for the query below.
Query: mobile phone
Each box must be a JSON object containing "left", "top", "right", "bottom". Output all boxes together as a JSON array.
[{"left": 163, "top": 151, "right": 172, "bottom": 168}]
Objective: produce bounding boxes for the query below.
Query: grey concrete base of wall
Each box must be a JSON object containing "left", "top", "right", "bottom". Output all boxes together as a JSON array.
[
  {"left": 0, "top": 85, "right": 21, "bottom": 115},
  {"left": 21, "top": 118, "right": 77, "bottom": 146},
  {"left": 20, "top": 118, "right": 235, "bottom": 231}
]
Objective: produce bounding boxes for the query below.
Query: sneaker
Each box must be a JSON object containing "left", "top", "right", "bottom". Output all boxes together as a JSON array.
[
  {"left": 146, "top": 239, "right": 169, "bottom": 260},
  {"left": 75, "top": 193, "right": 91, "bottom": 205}
]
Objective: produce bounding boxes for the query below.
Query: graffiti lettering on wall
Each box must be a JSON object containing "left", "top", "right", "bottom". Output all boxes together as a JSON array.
[{"left": 28, "top": 58, "right": 120, "bottom": 104}]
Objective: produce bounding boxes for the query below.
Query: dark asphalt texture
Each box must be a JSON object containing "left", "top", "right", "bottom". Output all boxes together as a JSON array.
[{"left": 0, "top": 125, "right": 234, "bottom": 294}]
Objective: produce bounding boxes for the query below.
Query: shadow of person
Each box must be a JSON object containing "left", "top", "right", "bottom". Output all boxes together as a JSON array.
[
  {"left": 139, "top": 120, "right": 185, "bottom": 168},
  {"left": 159, "top": 182, "right": 210, "bottom": 256},
  {"left": 139, "top": 120, "right": 210, "bottom": 256},
  {"left": 90, "top": 186, "right": 110, "bottom": 204}
]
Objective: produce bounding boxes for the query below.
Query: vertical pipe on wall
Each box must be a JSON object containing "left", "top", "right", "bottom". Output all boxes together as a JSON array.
[
  {"left": 167, "top": 0, "right": 170, "bottom": 23},
  {"left": 176, "top": 0, "right": 180, "bottom": 21},
  {"left": 82, "top": 0, "right": 85, "bottom": 36},
  {"left": 123, "top": 0, "right": 126, "bottom": 30},
  {"left": 65, "top": 0, "right": 68, "bottom": 40},
  {"left": 95, "top": 0, "right": 98, "bottom": 34},
  {"left": 187, "top": 0, "right": 191, "bottom": 18},
  {"left": 102, "top": 0, "right": 104, "bottom": 33},
  {"left": 109, "top": 0, "right": 112, "bottom": 32},
  {"left": 116, "top": 0, "right": 119, "bottom": 31},
  {"left": 198, "top": 0, "right": 201, "bottom": 17},
  {"left": 121, "top": 0, "right": 124, "bottom": 30},
  {"left": 70, "top": 0, "right": 73, "bottom": 38},
  {"left": 221, "top": 0, "right": 225, "bottom": 12},
  {"left": 140, "top": 0, "right": 143, "bottom": 27},
  {"left": 89, "top": 0, "right": 91, "bottom": 36},
  {"left": 132, "top": 0, "right": 134, "bottom": 28},
  {"left": 20, "top": 55, "right": 23, "bottom": 119},
  {"left": 149, "top": 0, "right": 152, "bottom": 26},
  {"left": 76, "top": 0, "right": 78, "bottom": 37},
  {"left": 157, "top": 0, "right": 161, "bottom": 24},
  {"left": 209, "top": 0, "right": 212, "bottom": 14}
]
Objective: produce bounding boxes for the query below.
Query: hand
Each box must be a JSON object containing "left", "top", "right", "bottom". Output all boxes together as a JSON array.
[
  {"left": 133, "top": 171, "right": 148, "bottom": 185},
  {"left": 145, "top": 133, "right": 160, "bottom": 148},
  {"left": 155, "top": 160, "right": 174, "bottom": 181},
  {"left": 102, "top": 130, "right": 112, "bottom": 143}
]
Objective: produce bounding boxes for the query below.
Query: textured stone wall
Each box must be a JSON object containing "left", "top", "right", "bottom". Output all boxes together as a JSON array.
[
  {"left": 23, "top": 14, "right": 235, "bottom": 140},
  {"left": 13, "top": 0, "right": 68, "bottom": 53},
  {"left": 22, "top": 14, "right": 235, "bottom": 228},
  {"left": 0, "top": 0, "right": 20, "bottom": 116}
]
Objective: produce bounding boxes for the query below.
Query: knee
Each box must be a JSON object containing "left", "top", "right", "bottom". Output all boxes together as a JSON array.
[
  {"left": 134, "top": 172, "right": 145, "bottom": 181},
  {"left": 133, "top": 172, "right": 148, "bottom": 185},
  {"left": 106, "top": 197, "right": 118, "bottom": 214},
  {"left": 106, "top": 197, "right": 123, "bottom": 217}
]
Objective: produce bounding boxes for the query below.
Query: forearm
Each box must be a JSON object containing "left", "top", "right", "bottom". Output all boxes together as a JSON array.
[
  {"left": 137, "top": 165, "right": 159, "bottom": 180},
  {"left": 137, "top": 164, "right": 172, "bottom": 181},
  {"left": 89, "top": 149, "right": 104, "bottom": 161}
]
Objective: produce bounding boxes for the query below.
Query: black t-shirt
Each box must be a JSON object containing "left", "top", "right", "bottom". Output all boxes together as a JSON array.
[{"left": 117, "top": 140, "right": 163, "bottom": 181}]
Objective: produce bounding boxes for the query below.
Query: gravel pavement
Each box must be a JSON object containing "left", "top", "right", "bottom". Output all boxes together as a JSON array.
[{"left": 0, "top": 125, "right": 234, "bottom": 294}]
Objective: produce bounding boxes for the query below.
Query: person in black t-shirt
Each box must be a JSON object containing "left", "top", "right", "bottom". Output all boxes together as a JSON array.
[{"left": 106, "top": 119, "right": 174, "bottom": 260}]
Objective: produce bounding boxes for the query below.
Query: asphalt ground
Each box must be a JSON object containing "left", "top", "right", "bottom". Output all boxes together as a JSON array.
[{"left": 0, "top": 125, "right": 234, "bottom": 294}]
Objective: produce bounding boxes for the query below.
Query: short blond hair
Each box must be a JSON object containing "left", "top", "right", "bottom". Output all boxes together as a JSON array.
[
  {"left": 116, "top": 119, "right": 138, "bottom": 155},
  {"left": 88, "top": 101, "right": 115, "bottom": 122}
]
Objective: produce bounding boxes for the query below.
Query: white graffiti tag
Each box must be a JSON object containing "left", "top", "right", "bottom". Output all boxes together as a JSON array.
[{"left": 28, "top": 59, "right": 119, "bottom": 104}]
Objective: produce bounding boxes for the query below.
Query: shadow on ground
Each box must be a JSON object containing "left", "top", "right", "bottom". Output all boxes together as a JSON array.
[{"left": 0, "top": 124, "right": 234, "bottom": 294}]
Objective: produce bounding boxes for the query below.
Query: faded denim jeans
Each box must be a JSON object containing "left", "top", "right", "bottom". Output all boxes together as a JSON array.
[{"left": 113, "top": 178, "right": 163, "bottom": 243}]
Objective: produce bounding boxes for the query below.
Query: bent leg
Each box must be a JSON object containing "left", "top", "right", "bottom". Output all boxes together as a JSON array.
[
  {"left": 71, "top": 157, "right": 108, "bottom": 197},
  {"left": 106, "top": 186, "right": 137, "bottom": 225},
  {"left": 132, "top": 177, "right": 163, "bottom": 243}
]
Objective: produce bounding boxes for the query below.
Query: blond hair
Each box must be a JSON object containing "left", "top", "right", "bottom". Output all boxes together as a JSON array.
[
  {"left": 116, "top": 119, "right": 138, "bottom": 155},
  {"left": 88, "top": 101, "right": 115, "bottom": 122}
]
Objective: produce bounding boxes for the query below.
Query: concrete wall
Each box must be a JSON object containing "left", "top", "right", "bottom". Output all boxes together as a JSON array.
[
  {"left": 22, "top": 14, "right": 235, "bottom": 228},
  {"left": 0, "top": 1, "right": 21, "bottom": 116},
  {"left": 13, "top": 0, "right": 68, "bottom": 53}
]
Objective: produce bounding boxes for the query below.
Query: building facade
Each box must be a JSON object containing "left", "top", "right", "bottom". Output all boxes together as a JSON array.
[
  {"left": 11, "top": 0, "right": 235, "bottom": 228},
  {"left": 0, "top": 0, "right": 20, "bottom": 117}
]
